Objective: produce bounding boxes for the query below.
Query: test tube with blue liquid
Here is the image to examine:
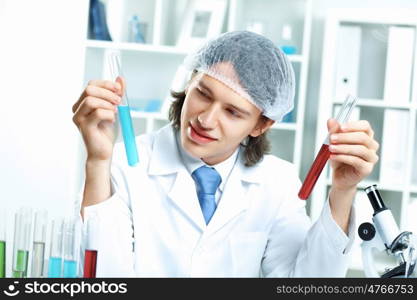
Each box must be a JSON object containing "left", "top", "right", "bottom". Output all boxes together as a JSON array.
[
  {"left": 108, "top": 52, "right": 139, "bottom": 167},
  {"left": 0, "top": 209, "right": 6, "bottom": 278},
  {"left": 63, "top": 219, "right": 78, "bottom": 278},
  {"left": 31, "top": 210, "right": 47, "bottom": 277},
  {"left": 47, "top": 218, "right": 63, "bottom": 277},
  {"left": 12, "top": 207, "right": 33, "bottom": 278}
]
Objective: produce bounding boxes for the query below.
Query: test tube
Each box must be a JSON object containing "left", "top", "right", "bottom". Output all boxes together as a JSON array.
[
  {"left": 62, "top": 218, "right": 78, "bottom": 278},
  {"left": 83, "top": 217, "right": 98, "bottom": 278},
  {"left": 47, "top": 218, "right": 63, "bottom": 278},
  {"left": 298, "top": 95, "right": 358, "bottom": 200},
  {"left": 108, "top": 52, "right": 139, "bottom": 167},
  {"left": 0, "top": 209, "right": 6, "bottom": 278},
  {"left": 31, "top": 210, "right": 47, "bottom": 278},
  {"left": 12, "top": 207, "right": 33, "bottom": 278}
]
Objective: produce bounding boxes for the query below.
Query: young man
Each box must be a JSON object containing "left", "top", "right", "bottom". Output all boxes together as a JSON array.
[{"left": 72, "top": 31, "right": 379, "bottom": 277}]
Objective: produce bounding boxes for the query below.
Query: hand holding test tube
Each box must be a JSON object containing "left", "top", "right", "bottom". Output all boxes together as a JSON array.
[
  {"left": 298, "top": 95, "right": 358, "bottom": 200},
  {"left": 108, "top": 53, "right": 139, "bottom": 167}
]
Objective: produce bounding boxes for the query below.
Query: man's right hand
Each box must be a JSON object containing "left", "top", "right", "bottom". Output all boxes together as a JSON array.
[{"left": 72, "top": 78, "right": 124, "bottom": 163}]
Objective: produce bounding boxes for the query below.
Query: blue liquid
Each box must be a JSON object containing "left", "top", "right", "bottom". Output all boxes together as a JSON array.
[
  {"left": 47, "top": 257, "right": 62, "bottom": 278},
  {"left": 63, "top": 260, "right": 77, "bottom": 278},
  {"left": 118, "top": 105, "right": 139, "bottom": 166}
]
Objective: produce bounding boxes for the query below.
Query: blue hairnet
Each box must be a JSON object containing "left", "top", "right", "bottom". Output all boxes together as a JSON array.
[{"left": 182, "top": 31, "right": 295, "bottom": 121}]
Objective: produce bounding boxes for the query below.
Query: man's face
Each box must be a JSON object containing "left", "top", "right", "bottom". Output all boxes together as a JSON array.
[{"left": 180, "top": 72, "right": 271, "bottom": 165}]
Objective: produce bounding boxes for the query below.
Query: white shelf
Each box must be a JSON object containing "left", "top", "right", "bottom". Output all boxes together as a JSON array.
[
  {"left": 86, "top": 39, "right": 305, "bottom": 62},
  {"left": 85, "top": 39, "right": 188, "bottom": 55},
  {"left": 130, "top": 113, "right": 298, "bottom": 130},
  {"left": 131, "top": 111, "right": 168, "bottom": 120},
  {"left": 287, "top": 54, "right": 304, "bottom": 63},
  {"left": 325, "top": 178, "right": 406, "bottom": 193},
  {"left": 271, "top": 122, "right": 297, "bottom": 131},
  {"left": 334, "top": 98, "right": 412, "bottom": 109},
  {"left": 411, "top": 185, "right": 417, "bottom": 193}
]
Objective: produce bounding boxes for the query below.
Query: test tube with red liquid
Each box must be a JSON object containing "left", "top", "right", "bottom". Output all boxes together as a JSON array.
[
  {"left": 298, "top": 95, "right": 358, "bottom": 200},
  {"left": 84, "top": 250, "right": 97, "bottom": 278},
  {"left": 83, "top": 217, "right": 98, "bottom": 278}
]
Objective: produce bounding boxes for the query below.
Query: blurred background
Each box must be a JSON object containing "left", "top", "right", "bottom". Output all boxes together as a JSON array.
[{"left": 1, "top": 0, "right": 417, "bottom": 277}]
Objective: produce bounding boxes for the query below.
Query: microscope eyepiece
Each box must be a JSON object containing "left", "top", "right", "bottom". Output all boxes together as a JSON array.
[{"left": 365, "top": 184, "right": 387, "bottom": 214}]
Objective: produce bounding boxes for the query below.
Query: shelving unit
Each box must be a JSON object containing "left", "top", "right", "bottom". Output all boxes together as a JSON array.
[
  {"left": 313, "top": 8, "right": 417, "bottom": 276},
  {"left": 334, "top": 98, "right": 413, "bottom": 110},
  {"left": 82, "top": 0, "right": 312, "bottom": 174},
  {"left": 86, "top": 39, "right": 189, "bottom": 55}
]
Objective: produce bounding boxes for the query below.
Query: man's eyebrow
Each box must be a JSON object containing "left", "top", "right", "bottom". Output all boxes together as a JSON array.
[
  {"left": 228, "top": 104, "right": 251, "bottom": 116},
  {"left": 199, "top": 80, "right": 251, "bottom": 116},
  {"left": 198, "top": 81, "right": 213, "bottom": 96}
]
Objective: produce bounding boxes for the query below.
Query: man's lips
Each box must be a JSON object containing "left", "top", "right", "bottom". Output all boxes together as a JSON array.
[{"left": 189, "top": 123, "right": 217, "bottom": 141}]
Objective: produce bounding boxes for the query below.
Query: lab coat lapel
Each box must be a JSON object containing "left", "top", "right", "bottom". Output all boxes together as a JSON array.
[
  {"left": 167, "top": 168, "right": 206, "bottom": 231},
  {"left": 204, "top": 151, "right": 251, "bottom": 237},
  {"left": 148, "top": 124, "right": 206, "bottom": 231}
]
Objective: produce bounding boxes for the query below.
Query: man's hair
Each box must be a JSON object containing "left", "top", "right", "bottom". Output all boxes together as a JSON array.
[{"left": 168, "top": 89, "right": 271, "bottom": 167}]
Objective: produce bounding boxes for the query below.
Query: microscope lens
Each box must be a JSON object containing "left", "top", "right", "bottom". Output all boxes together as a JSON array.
[{"left": 365, "top": 185, "right": 387, "bottom": 213}]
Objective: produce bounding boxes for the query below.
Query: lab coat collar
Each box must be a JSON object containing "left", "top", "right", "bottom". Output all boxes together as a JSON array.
[
  {"left": 237, "top": 149, "right": 262, "bottom": 184},
  {"left": 148, "top": 124, "right": 182, "bottom": 175}
]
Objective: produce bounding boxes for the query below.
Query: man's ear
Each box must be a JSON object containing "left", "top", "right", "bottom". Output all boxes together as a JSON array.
[{"left": 249, "top": 117, "right": 275, "bottom": 137}]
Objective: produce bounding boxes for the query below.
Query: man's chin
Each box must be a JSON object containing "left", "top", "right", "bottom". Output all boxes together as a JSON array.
[{"left": 183, "top": 141, "right": 208, "bottom": 159}]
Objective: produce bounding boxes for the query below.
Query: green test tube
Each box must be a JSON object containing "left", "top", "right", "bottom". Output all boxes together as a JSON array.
[
  {"left": 0, "top": 209, "right": 6, "bottom": 278},
  {"left": 12, "top": 207, "right": 33, "bottom": 278}
]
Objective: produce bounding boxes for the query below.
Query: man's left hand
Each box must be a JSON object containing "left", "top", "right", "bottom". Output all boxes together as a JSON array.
[{"left": 328, "top": 118, "right": 379, "bottom": 190}]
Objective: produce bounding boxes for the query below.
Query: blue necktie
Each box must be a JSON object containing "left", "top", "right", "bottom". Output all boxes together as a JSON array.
[{"left": 191, "top": 166, "right": 222, "bottom": 225}]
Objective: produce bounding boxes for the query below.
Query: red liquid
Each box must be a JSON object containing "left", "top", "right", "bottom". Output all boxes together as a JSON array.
[
  {"left": 298, "top": 144, "right": 331, "bottom": 200},
  {"left": 83, "top": 250, "right": 97, "bottom": 278}
]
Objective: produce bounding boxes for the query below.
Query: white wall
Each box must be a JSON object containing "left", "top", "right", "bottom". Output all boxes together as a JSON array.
[{"left": 0, "top": 0, "right": 88, "bottom": 277}]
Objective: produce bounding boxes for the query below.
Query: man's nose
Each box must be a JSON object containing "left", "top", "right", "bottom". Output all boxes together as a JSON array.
[{"left": 198, "top": 104, "right": 219, "bottom": 129}]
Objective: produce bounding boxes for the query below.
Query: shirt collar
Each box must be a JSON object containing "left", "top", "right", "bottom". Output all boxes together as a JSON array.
[
  {"left": 175, "top": 130, "right": 239, "bottom": 192},
  {"left": 148, "top": 124, "right": 261, "bottom": 184}
]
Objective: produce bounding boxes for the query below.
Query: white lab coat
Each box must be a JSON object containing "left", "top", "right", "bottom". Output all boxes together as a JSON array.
[{"left": 78, "top": 123, "right": 355, "bottom": 277}]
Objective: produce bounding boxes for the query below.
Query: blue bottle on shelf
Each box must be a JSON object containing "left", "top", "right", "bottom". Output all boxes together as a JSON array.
[
  {"left": 128, "top": 15, "right": 146, "bottom": 43},
  {"left": 89, "top": 0, "right": 112, "bottom": 41}
]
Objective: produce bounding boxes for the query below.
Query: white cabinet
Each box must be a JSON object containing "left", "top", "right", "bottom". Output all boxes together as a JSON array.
[
  {"left": 312, "top": 8, "right": 417, "bottom": 275},
  {"left": 82, "top": 0, "right": 312, "bottom": 173}
]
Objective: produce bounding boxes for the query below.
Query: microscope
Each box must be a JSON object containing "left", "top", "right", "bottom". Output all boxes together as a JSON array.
[{"left": 358, "top": 185, "right": 416, "bottom": 278}]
